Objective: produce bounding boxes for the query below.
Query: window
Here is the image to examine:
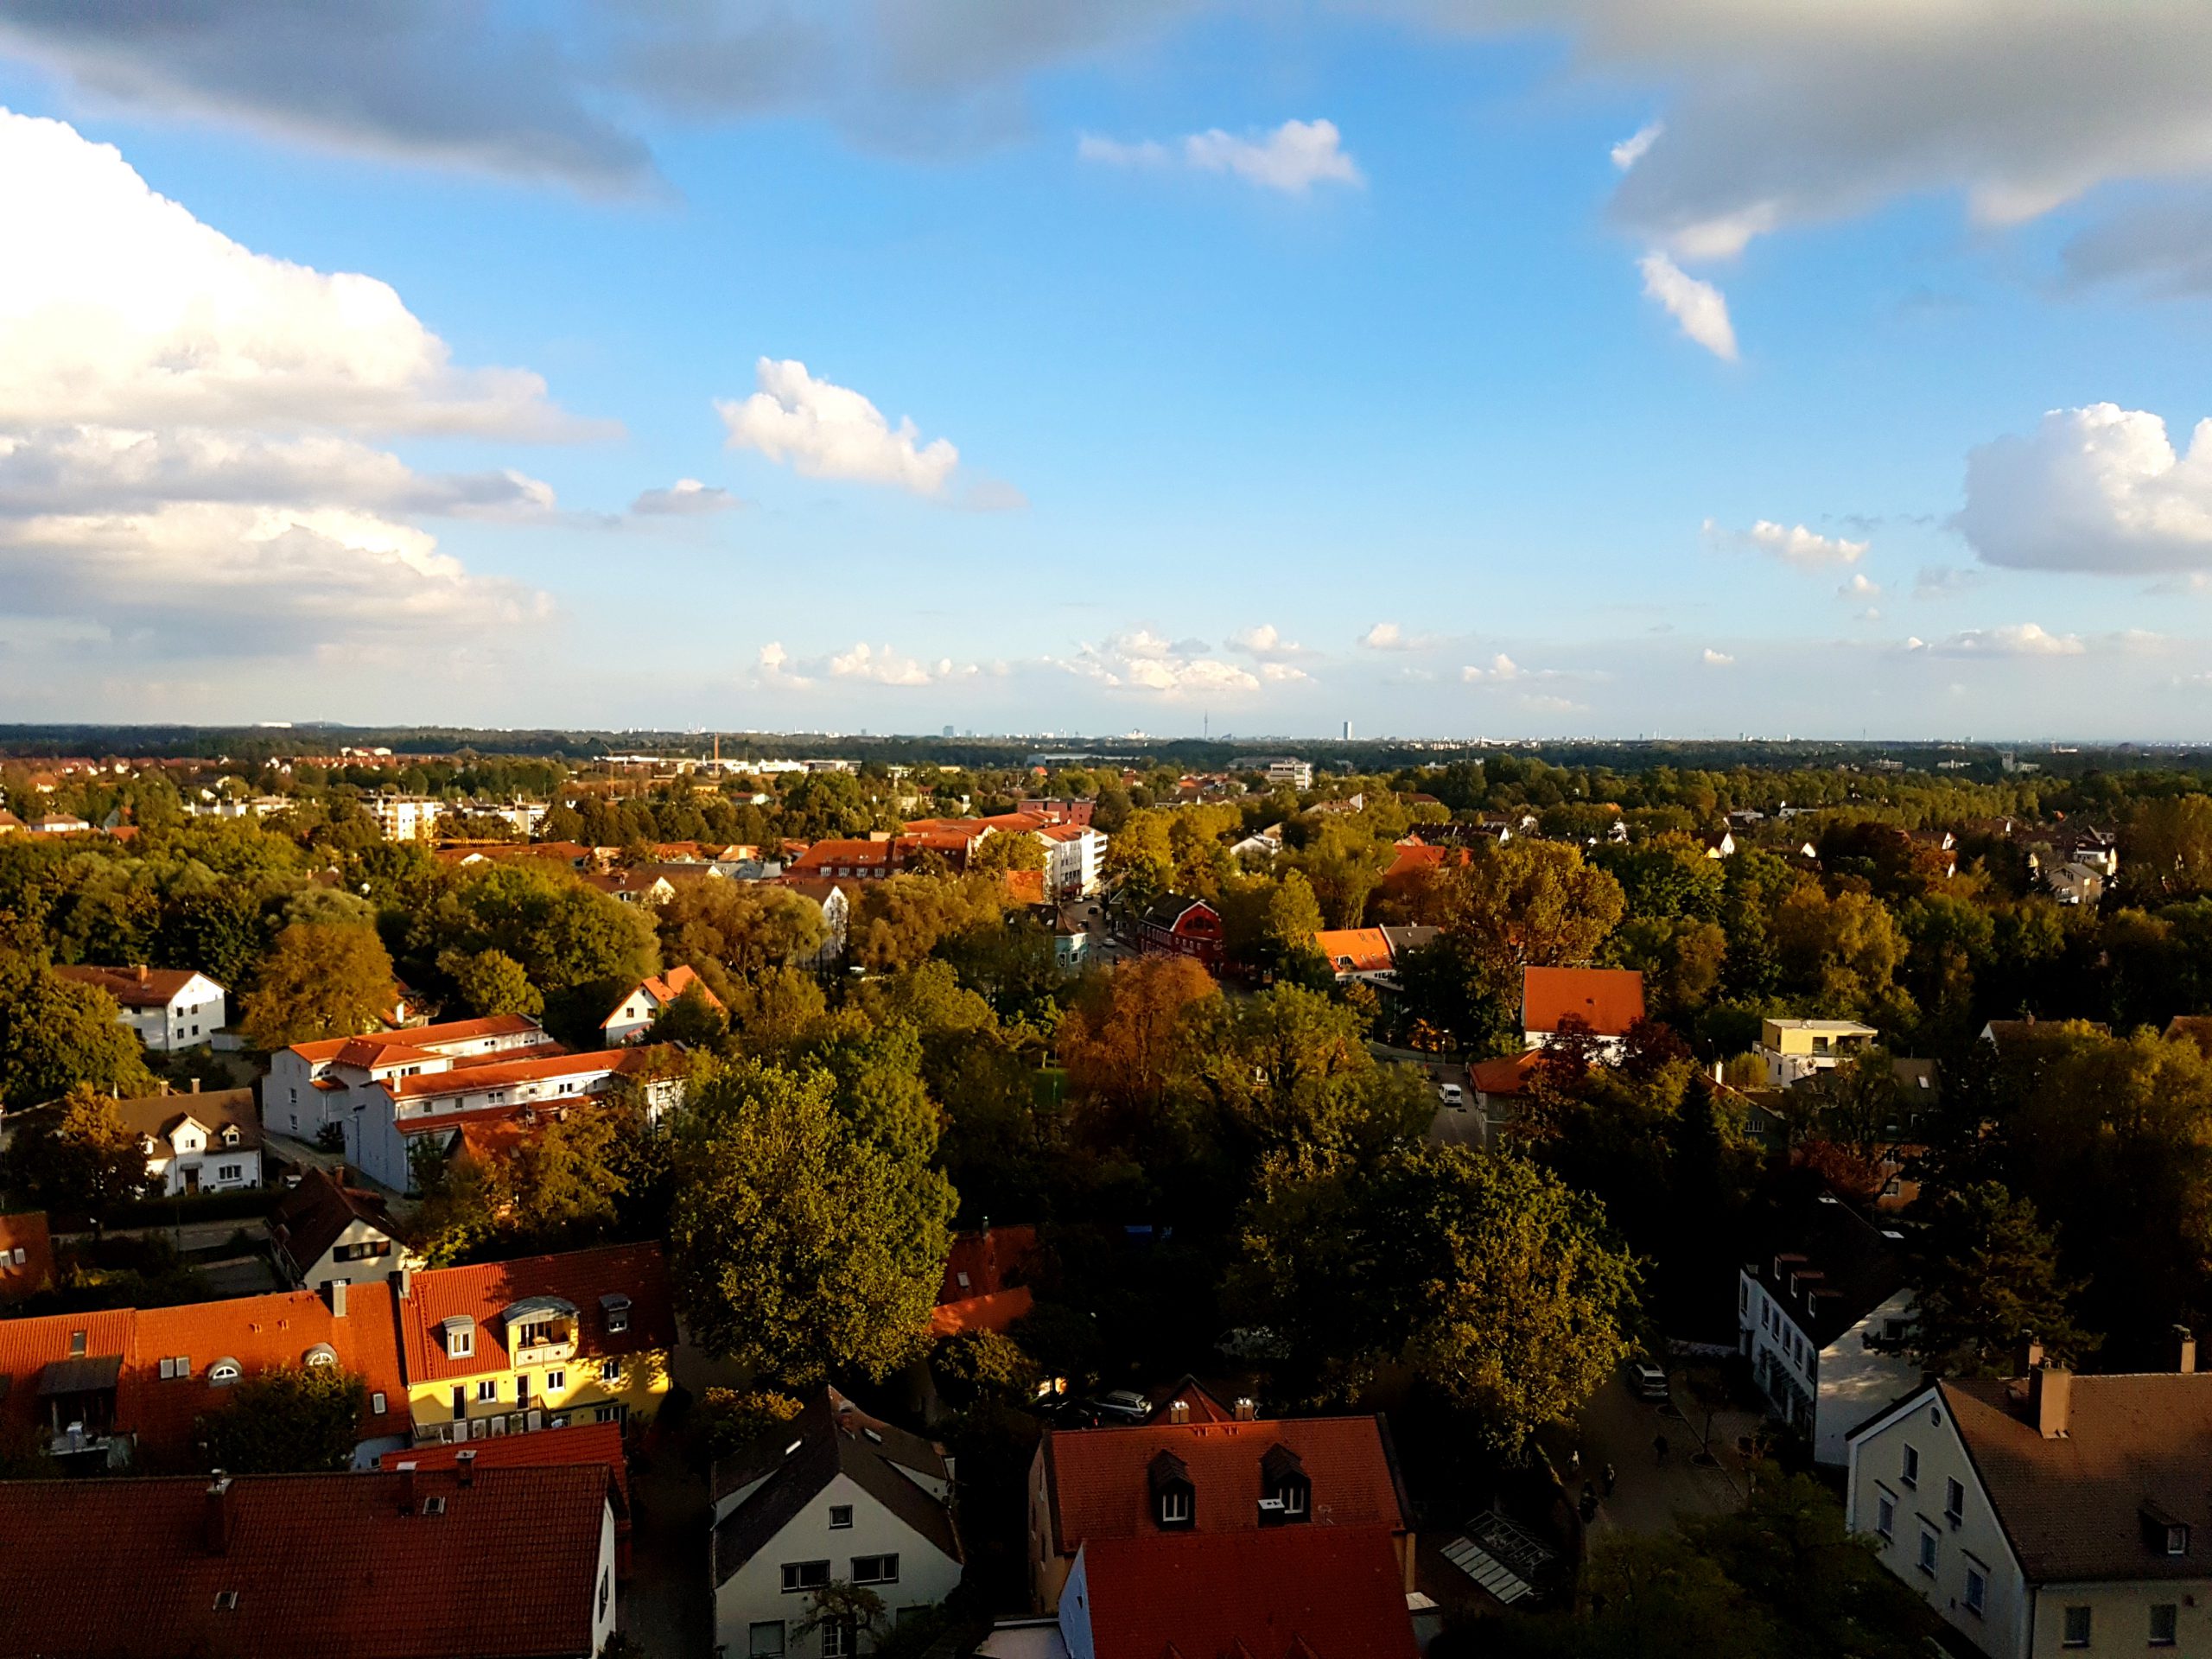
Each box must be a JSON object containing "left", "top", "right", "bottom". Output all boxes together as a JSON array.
[
  {"left": 546, "top": 1369, "right": 565, "bottom": 1392},
  {"left": 821, "top": 1622, "right": 857, "bottom": 1657},
  {"left": 601, "top": 1358, "right": 621, "bottom": 1383},
  {"left": 1901, "top": 1444, "right": 1919, "bottom": 1488},
  {"left": 780, "top": 1561, "right": 830, "bottom": 1594},
  {"left": 829, "top": 1504, "right": 854, "bottom": 1529},
  {"left": 1963, "top": 1560, "right": 1986, "bottom": 1617},
  {"left": 217, "top": 1164, "right": 241, "bottom": 1182},
  {"left": 1875, "top": 1489, "right": 1896, "bottom": 1540},
  {"left": 1281, "top": 1482, "right": 1309, "bottom": 1517},
  {"left": 851, "top": 1554, "right": 899, "bottom": 1586},
  {"left": 2063, "top": 1605, "right": 2092, "bottom": 1648},
  {"left": 443, "top": 1319, "right": 474, "bottom": 1359},
  {"left": 476, "top": 1380, "right": 499, "bottom": 1402},
  {"left": 2152, "top": 1604, "right": 2178, "bottom": 1648},
  {"left": 208, "top": 1358, "right": 241, "bottom": 1386},
  {"left": 372, "top": 1391, "right": 387, "bottom": 1415},
  {"left": 212, "top": 1592, "right": 238, "bottom": 1611},
  {"left": 1945, "top": 1478, "right": 1965, "bottom": 1526},
  {"left": 595, "top": 1403, "right": 628, "bottom": 1425},
  {"left": 748, "top": 1622, "right": 786, "bottom": 1658},
  {"left": 1916, "top": 1528, "right": 1937, "bottom": 1576},
  {"left": 1160, "top": 1486, "right": 1192, "bottom": 1526}
]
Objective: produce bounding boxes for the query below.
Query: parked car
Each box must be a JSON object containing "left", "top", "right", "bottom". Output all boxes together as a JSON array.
[
  {"left": 1628, "top": 1360, "right": 1670, "bottom": 1402},
  {"left": 1438, "top": 1083, "right": 1465, "bottom": 1109},
  {"left": 1084, "top": 1389, "right": 1151, "bottom": 1422}
]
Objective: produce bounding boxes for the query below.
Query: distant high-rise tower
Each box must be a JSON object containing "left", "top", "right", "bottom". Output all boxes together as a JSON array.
[
  {"left": 943, "top": 725, "right": 955, "bottom": 739},
  {"left": 1342, "top": 720, "right": 1353, "bottom": 741}
]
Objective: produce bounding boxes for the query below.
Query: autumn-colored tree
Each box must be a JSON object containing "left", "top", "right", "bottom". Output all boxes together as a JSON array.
[
  {"left": 1058, "top": 956, "right": 1221, "bottom": 1112},
  {"left": 969, "top": 831, "right": 1046, "bottom": 877},
  {"left": 7, "top": 1084, "right": 152, "bottom": 1227},
  {"left": 203, "top": 1363, "right": 367, "bottom": 1472},
  {"left": 658, "top": 880, "right": 827, "bottom": 977},
  {"left": 1433, "top": 837, "right": 1626, "bottom": 1003},
  {"left": 240, "top": 922, "right": 397, "bottom": 1050},
  {"left": 851, "top": 874, "right": 1007, "bottom": 972}
]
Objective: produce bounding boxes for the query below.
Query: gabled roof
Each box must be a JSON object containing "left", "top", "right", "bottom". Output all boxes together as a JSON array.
[
  {"left": 1313, "top": 929, "right": 1394, "bottom": 975},
  {"left": 400, "top": 1243, "right": 675, "bottom": 1383},
  {"left": 1749, "top": 1193, "right": 1907, "bottom": 1348},
  {"left": 385, "top": 1047, "right": 644, "bottom": 1103},
  {"left": 603, "top": 963, "right": 724, "bottom": 1028},
  {"left": 1077, "top": 1526, "right": 1419, "bottom": 1659},
  {"left": 1521, "top": 966, "right": 1645, "bottom": 1037},
  {"left": 53, "top": 964, "right": 214, "bottom": 1007},
  {"left": 0, "top": 1309, "right": 132, "bottom": 1435},
  {"left": 1470, "top": 1050, "right": 1545, "bottom": 1098},
  {"left": 380, "top": 1420, "right": 630, "bottom": 1510},
  {"left": 270, "top": 1167, "right": 410, "bottom": 1274},
  {"left": 712, "top": 1389, "right": 959, "bottom": 1585},
  {"left": 286, "top": 1013, "right": 547, "bottom": 1066},
  {"left": 1141, "top": 895, "right": 1218, "bottom": 931},
  {"left": 932, "top": 1225, "right": 1039, "bottom": 1337},
  {"left": 0, "top": 1465, "right": 615, "bottom": 1659},
  {"left": 1040, "top": 1414, "right": 1409, "bottom": 1553},
  {"left": 109, "top": 1088, "right": 260, "bottom": 1152},
  {"left": 0, "top": 1211, "right": 55, "bottom": 1303},
  {"left": 1942, "top": 1371, "right": 2212, "bottom": 1585}
]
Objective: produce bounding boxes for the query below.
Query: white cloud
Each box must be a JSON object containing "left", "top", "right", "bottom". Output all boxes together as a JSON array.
[
  {"left": 756, "top": 641, "right": 810, "bottom": 687},
  {"left": 1700, "top": 647, "right": 1734, "bottom": 665},
  {"left": 1462, "top": 653, "right": 1524, "bottom": 683},
  {"left": 1228, "top": 623, "right": 1312, "bottom": 661},
  {"left": 1056, "top": 630, "right": 1272, "bottom": 699},
  {"left": 1611, "top": 121, "right": 1662, "bottom": 172},
  {"left": 1707, "top": 517, "right": 1869, "bottom": 569},
  {"left": 1637, "top": 252, "right": 1737, "bottom": 360},
  {"left": 717, "top": 358, "right": 961, "bottom": 496},
  {"left": 824, "top": 642, "right": 977, "bottom": 685},
  {"left": 1838, "top": 572, "right": 1882, "bottom": 600},
  {"left": 631, "top": 477, "right": 739, "bottom": 516},
  {"left": 1957, "top": 404, "right": 2212, "bottom": 574},
  {"left": 1360, "top": 622, "right": 1406, "bottom": 651},
  {"left": 1518, "top": 693, "right": 1587, "bottom": 715},
  {"left": 1915, "top": 623, "right": 2087, "bottom": 658},
  {"left": 0, "top": 110, "right": 562, "bottom": 658},
  {"left": 1082, "top": 118, "right": 1363, "bottom": 194}
]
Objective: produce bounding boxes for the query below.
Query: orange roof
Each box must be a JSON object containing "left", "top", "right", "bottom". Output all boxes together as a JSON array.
[
  {"left": 385, "top": 1047, "right": 640, "bottom": 1101},
  {"left": 380, "top": 1419, "right": 629, "bottom": 1509},
  {"left": 789, "top": 839, "right": 894, "bottom": 874},
  {"left": 288, "top": 1013, "right": 545, "bottom": 1065},
  {"left": 1522, "top": 965, "right": 1646, "bottom": 1037},
  {"left": 128, "top": 1286, "right": 410, "bottom": 1454},
  {"left": 0, "top": 1211, "right": 54, "bottom": 1304},
  {"left": 1382, "top": 842, "right": 1466, "bottom": 883},
  {"left": 1469, "top": 1049, "right": 1545, "bottom": 1096},
  {"left": 0, "top": 1308, "right": 133, "bottom": 1440},
  {"left": 931, "top": 1287, "right": 1035, "bottom": 1338},
  {"left": 1037, "top": 823, "right": 1091, "bottom": 843},
  {"left": 932, "top": 1228, "right": 1038, "bottom": 1334},
  {"left": 1079, "top": 1527, "right": 1418, "bottom": 1659},
  {"left": 611, "top": 963, "right": 724, "bottom": 1020},
  {"left": 399, "top": 1243, "right": 675, "bottom": 1385},
  {"left": 1313, "top": 928, "right": 1394, "bottom": 974},
  {"left": 53, "top": 964, "right": 207, "bottom": 1007},
  {"left": 1041, "top": 1414, "right": 1408, "bottom": 1553}
]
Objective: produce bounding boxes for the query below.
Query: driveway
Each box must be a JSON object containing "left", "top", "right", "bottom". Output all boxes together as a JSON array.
[{"left": 1569, "top": 1369, "right": 1755, "bottom": 1538}]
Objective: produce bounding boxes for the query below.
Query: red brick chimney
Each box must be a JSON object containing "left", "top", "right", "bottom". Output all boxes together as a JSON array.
[
  {"left": 456, "top": 1449, "right": 476, "bottom": 1489},
  {"left": 203, "top": 1474, "right": 235, "bottom": 1555},
  {"left": 397, "top": 1461, "right": 417, "bottom": 1515}
]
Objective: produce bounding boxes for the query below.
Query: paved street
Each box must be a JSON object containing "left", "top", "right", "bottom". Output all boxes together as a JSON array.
[{"left": 1570, "top": 1369, "right": 1756, "bottom": 1538}]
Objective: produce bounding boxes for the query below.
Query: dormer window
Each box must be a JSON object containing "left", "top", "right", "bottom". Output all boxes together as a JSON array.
[
  {"left": 2142, "top": 1502, "right": 2191, "bottom": 1557},
  {"left": 442, "top": 1317, "right": 475, "bottom": 1359},
  {"left": 601, "top": 1294, "right": 632, "bottom": 1336},
  {"left": 1261, "top": 1444, "right": 1311, "bottom": 1525},
  {"left": 221, "top": 1125, "right": 240, "bottom": 1147},
  {"left": 208, "top": 1357, "right": 241, "bottom": 1385},
  {"left": 1147, "top": 1449, "right": 1194, "bottom": 1530}
]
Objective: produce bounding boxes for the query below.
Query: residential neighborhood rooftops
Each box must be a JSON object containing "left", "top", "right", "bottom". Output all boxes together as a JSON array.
[
  {"left": 53, "top": 963, "right": 213, "bottom": 1007},
  {"left": 1749, "top": 1192, "right": 1906, "bottom": 1350},
  {"left": 286, "top": 1013, "right": 546, "bottom": 1065},
  {"left": 933, "top": 1224, "right": 1039, "bottom": 1337},
  {"left": 0, "top": 1465, "right": 618, "bottom": 1659},
  {"left": 380, "top": 1419, "right": 630, "bottom": 1509},
  {"left": 400, "top": 1242, "right": 674, "bottom": 1384},
  {"left": 1522, "top": 965, "right": 1646, "bottom": 1038},
  {"left": 1074, "top": 1525, "right": 1419, "bottom": 1659},
  {"left": 270, "top": 1167, "right": 409, "bottom": 1276},
  {"left": 385, "top": 1046, "right": 647, "bottom": 1103},
  {"left": 108, "top": 1087, "right": 260, "bottom": 1152},
  {"left": 1313, "top": 928, "right": 1395, "bottom": 975}
]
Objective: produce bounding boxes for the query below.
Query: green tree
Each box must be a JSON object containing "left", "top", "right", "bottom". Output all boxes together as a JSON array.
[
  {"left": 969, "top": 831, "right": 1046, "bottom": 877},
  {"left": 1434, "top": 838, "right": 1626, "bottom": 1004},
  {"left": 436, "top": 947, "right": 543, "bottom": 1019},
  {"left": 6, "top": 1084, "right": 152, "bottom": 1226},
  {"left": 670, "top": 1059, "right": 954, "bottom": 1384},
  {"left": 203, "top": 1363, "right": 368, "bottom": 1472},
  {"left": 239, "top": 923, "right": 396, "bottom": 1050},
  {"left": 1910, "top": 1182, "right": 2098, "bottom": 1376},
  {"left": 0, "top": 959, "right": 155, "bottom": 1109},
  {"left": 658, "top": 881, "right": 826, "bottom": 977}
]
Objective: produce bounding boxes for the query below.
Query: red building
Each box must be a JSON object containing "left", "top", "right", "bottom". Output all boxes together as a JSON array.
[{"left": 1135, "top": 896, "right": 1224, "bottom": 972}]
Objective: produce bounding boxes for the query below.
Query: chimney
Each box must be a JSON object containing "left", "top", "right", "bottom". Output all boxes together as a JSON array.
[
  {"left": 393, "top": 1266, "right": 413, "bottom": 1300},
  {"left": 1167, "top": 1399, "right": 1190, "bottom": 1426},
  {"left": 397, "top": 1461, "right": 418, "bottom": 1515},
  {"left": 326, "top": 1280, "right": 347, "bottom": 1319},
  {"left": 203, "top": 1474, "right": 234, "bottom": 1555},
  {"left": 157, "top": 1079, "right": 170, "bottom": 1096},
  {"left": 456, "top": 1449, "right": 476, "bottom": 1489},
  {"left": 136, "top": 963, "right": 149, "bottom": 983},
  {"left": 2173, "top": 1325, "right": 2198, "bottom": 1375},
  {"left": 191, "top": 1077, "right": 201, "bottom": 1094},
  {"left": 1233, "top": 1398, "right": 1257, "bottom": 1422},
  {"left": 2016, "top": 1337, "right": 2044, "bottom": 1376},
  {"left": 2030, "top": 1364, "right": 2072, "bottom": 1439}
]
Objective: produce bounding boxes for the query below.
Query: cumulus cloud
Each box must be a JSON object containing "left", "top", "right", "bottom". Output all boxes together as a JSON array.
[
  {"left": 1957, "top": 404, "right": 2212, "bottom": 574},
  {"left": 1637, "top": 252, "right": 1737, "bottom": 360},
  {"left": 1228, "top": 623, "right": 1313, "bottom": 661},
  {"left": 1701, "top": 647, "right": 1734, "bottom": 665},
  {"left": 825, "top": 642, "right": 978, "bottom": 685},
  {"left": 1081, "top": 118, "right": 1362, "bottom": 194},
  {"left": 630, "top": 477, "right": 739, "bottom": 516},
  {"left": 1462, "top": 654, "right": 1522, "bottom": 683},
  {"left": 1056, "top": 629, "right": 1271, "bottom": 699},
  {"left": 1838, "top": 572, "right": 1882, "bottom": 600},
  {"left": 1611, "top": 121, "right": 1662, "bottom": 172},
  {"left": 0, "top": 110, "right": 562, "bottom": 658},
  {"left": 1707, "top": 517, "right": 1869, "bottom": 570},
  {"left": 756, "top": 641, "right": 809, "bottom": 687},
  {"left": 718, "top": 359, "right": 962, "bottom": 496},
  {"left": 1910, "top": 623, "right": 2088, "bottom": 658}
]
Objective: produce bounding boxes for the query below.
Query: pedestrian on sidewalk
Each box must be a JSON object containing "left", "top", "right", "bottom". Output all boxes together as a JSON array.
[
  {"left": 1653, "top": 1432, "right": 1669, "bottom": 1465},
  {"left": 1602, "top": 1462, "right": 1617, "bottom": 1497}
]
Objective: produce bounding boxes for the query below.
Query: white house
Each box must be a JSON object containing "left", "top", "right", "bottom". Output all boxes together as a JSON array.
[
  {"left": 110, "top": 1085, "right": 262, "bottom": 1196},
  {"left": 264, "top": 1013, "right": 558, "bottom": 1141},
  {"left": 54, "top": 965, "right": 226, "bottom": 1052},
  {"left": 776, "top": 880, "right": 853, "bottom": 966},
  {"left": 1738, "top": 1192, "right": 1920, "bottom": 1465},
  {"left": 365, "top": 794, "right": 444, "bottom": 842},
  {"left": 1250, "top": 758, "right": 1313, "bottom": 791},
  {"left": 601, "top": 964, "right": 724, "bottom": 1046},
  {"left": 712, "top": 1388, "right": 963, "bottom": 1659},
  {"left": 270, "top": 1166, "right": 422, "bottom": 1292},
  {"left": 1036, "top": 823, "right": 1107, "bottom": 898},
  {"left": 1847, "top": 1339, "right": 2212, "bottom": 1658}
]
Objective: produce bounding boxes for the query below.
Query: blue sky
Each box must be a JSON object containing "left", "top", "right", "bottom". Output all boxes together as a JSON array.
[{"left": 4, "top": 3, "right": 2212, "bottom": 739}]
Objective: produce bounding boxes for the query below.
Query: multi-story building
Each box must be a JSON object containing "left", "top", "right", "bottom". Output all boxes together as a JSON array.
[
  {"left": 1247, "top": 757, "right": 1313, "bottom": 791},
  {"left": 54, "top": 964, "right": 226, "bottom": 1052},
  {"left": 395, "top": 1243, "right": 676, "bottom": 1447},
  {"left": 365, "top": 794, "right": 445, "bottom": 842},
  {"left": 264, "top": 1013, "right": 558, "bottom": 1141},
  {"left": 270, "top": 1166, "right": 422, "bottom": 1294},
  {"left": 110, "top": 1085, "right": 262, "bottom": 1196},
  {"left": 1737, "top": 1192, "right": 1920, "bottom": 1464},
  {"left": 1759, "top": 1017, "right": 1880, "bottom": 1086},
  {"left": 1037, "top": 822, "right": 1107, "bottom": 897},
  {"left": 1135, "top": 896, "right": 1224, "bottom": 973},
  {"left": 1847, "top": 1338, "right": 2212, "bottom": 1658}
]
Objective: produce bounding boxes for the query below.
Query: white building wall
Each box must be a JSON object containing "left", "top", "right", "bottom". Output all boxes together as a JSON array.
[
  {"left": 592, "top": 1501, "right": 620, "bottom": 1657},
  {"left": 1738, "top": 1273, "right": 1921, "bottom": 1465},
  {"left": 714, "top": 1470, "right": 964, "bottom": 1658},
  {"left": 1058, "top": 1548, "right": 1096, "bottom": 1659},
  {"left": 1847, "top": 1391, "right": 2029, "bottom": 1659},
  {"left": 151, "top": 1140, "right": 260, "bottom": 1197}
]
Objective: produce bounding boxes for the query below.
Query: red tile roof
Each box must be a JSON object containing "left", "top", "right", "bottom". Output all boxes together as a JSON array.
[
  {"left": 126, "top": 1285, "right": 410, "bottom": 1456},
  {"left": 611, "top": 963, "right": 724, "bottom": 1020},
  {"left": 1077, "top": 1526, "right": 1419, "bottom": 1659},
  {"left": 53, "top": 963, "right": 210, "bottom": 1007},
  {"left": 380, "top": 1419, "right": 630, "bottom": 1510},
  {"left": 287, "top": 1013, "right": 546, "bottom": 1065},
  {"left": 932, "top": 1225, "right": 1041, "bottom": 1336},
  {"left": 0, "top": 1211, "right": 54, "bottom": 1304},
  {"left": 400, "top": 1243, "right": 675, "bottom": 1385},
  {"left": 789, "top": 838, "right": 895, "bottom": 874},
  {"left": 1470, "top": 1050, "right": 1545, "bottom": 1097},
  {"left": 385, "top": 1047, "right": 642, "bottom": 1102},
  {"left": 0, "top": 1308, "right": 133, "bottom": 1440},
  {"left": 1313, "top": 928, "right": 1395, "bottom": 974},
  {"left": 1382, "top": 842, "right": 1466, "bottom": 883},
  {"left": 0, "top": 1465, "right": 615, "bottom": 1659},
  {"left": 1041, "top": 1415, "right": 1409, "bottom": 1554},
  {"left": 1521, "top": 965, "right": 1646, "bottom": 1038}
]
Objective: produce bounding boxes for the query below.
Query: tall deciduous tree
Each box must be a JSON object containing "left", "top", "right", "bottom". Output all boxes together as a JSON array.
[
  {"left": 0, "top": 958, "right": 154, "bottom": 1109},
  {"left": 436, "top": 946, "right": 543, "bottom": 1019},
  {"left": 1910, "top": 1182, "right": 2097, "bottom": 1376},
  {"left": 7, "top": 1084, "right": 152, "bottom": 1225},
  {"left": 1058, "top": 956, "right": 1220, "bottom": 1114},
  {"left": 658, "top": 881, "right": 826, "bottom": 978},
  {"left": 239, "top": 922, "right": 396, "bottom": 1050},
  {"left": 203, "top": 1363, "right": 367, "bottom": 1472},
  {"left": 670, "top": 1059, "right": 953, "bottom": 1384}
]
